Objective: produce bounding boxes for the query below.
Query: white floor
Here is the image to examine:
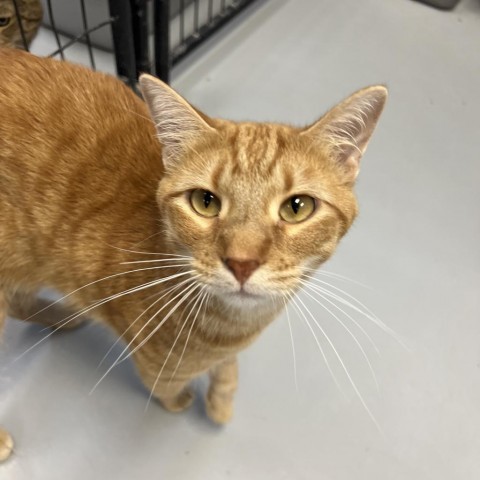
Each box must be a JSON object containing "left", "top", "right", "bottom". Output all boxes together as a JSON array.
[{"left": 2, "top": 0, "right": 480, "bottom": 479}]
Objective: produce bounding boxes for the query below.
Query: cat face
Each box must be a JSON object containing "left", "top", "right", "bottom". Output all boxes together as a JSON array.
[
  {"left": 0, "top": 0, "right": 43, "bottom": 49},
  {"left": 140, "top": 76, "right": 387, "bottom": 310}
]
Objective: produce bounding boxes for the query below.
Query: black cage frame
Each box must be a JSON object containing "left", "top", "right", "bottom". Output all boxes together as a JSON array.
[{"left": 8, "top": 0, "right": 258, "bottom": 87}]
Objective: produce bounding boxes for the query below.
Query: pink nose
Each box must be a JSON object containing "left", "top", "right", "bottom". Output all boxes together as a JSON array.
[{"left": 224, "top": 258, "right": 260, "bottom": 285}]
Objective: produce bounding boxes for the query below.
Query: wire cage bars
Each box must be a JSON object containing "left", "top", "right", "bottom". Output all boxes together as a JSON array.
[{"left": 5, "top": 0, "right": 258, "bottom": 87}]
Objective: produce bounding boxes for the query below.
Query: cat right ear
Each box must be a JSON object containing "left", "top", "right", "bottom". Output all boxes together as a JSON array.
[
  {"left": 139, "top": 74, "right": 216, "bottom": 169},
  {"left": 301, "top": 85, "right": 387, "bottom": 183}
]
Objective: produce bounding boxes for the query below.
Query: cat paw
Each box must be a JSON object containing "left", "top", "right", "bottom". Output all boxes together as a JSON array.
[
  {"left": 206, "top": 396, "right": 234, "bottom": 424},
  {"left": 159, "top": 389, "right": 194, "bottom": 413},
  {"left": 0, "top": 429, "right": 13, "bottom": 462}
]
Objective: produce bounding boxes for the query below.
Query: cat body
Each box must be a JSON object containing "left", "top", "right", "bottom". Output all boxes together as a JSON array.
[
  {"left": 0, "top": 0, "right": 43, "bottom": 49},
  {"left": 0, "top": 48, "right": 387, "bottom": 461}
]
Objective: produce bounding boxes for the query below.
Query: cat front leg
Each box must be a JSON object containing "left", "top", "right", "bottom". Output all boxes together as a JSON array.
[
  {"left": 0, "top": 428, "right": 13, "bottom": 463},
  {"left": 135, "top": 358, "right": 195, "bottom": 413},
  {"left": 206, "top": 355, "right": 238, "bottom": 424}
]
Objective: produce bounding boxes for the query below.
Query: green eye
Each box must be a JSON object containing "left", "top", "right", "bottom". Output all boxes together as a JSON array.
[
  {"left": 279, "top": 195, "right": 316, "bottom": 223},
  {"left": 189, "top": 189, "right": 221, "bottom": 218}
]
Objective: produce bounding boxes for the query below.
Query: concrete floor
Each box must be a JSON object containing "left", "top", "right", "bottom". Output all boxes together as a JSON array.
[{"left": 1, "top": 0, "right": 480, "bottom": 479}]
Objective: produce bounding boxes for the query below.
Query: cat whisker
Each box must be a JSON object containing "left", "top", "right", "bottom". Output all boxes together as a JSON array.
[
  {"left": 167, "top": 289, "right": 210, "bottom": 386},
  {"left": 145, "top": 285, "right": 209, "bottom": 410},
  {"left": 105, "top": 244, "right": 192, "bottom": 257},
  {"left": 301, "top": 274, "right": 408, "bottom": 350},
  {"left": 119, "top": 257, "right": 191, "bottom": 265},
  {"left": 302, "top": 267, "right": 372, "bottom": 289},
  {"left": 282, "top": 294, "right": 298, "bottom": 393},
  {"left": 287, "top": 292, "right": 344, "bottom": 395},
  {"left": 36, "top": 264, "right": 193, "bottom": 336},
  {"left": 97, "top": 278, "right": 194, "bottom": 369},
  {"left": 299, "top": 281, "right": 380, "bottom": 392},
  {"left": 14, "top": 270, "right": 195, "bottom": 364},
  {"left": 119, "top": 282, "right": 202, "bottom": 362},
  {"left": 21, "top": 263, "right": 193, "bottom": 324},
  {"left": 293, "top": 292, "right": 382, "bottom": 432},
  {"left": 90, "top": 280, "right": 201, "bottom": 393},
  {"left": 302, "top": 281, "right": 381, "bottom": 355}
]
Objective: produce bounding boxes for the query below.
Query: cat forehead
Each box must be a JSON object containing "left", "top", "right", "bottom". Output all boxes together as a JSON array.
[
  {"left": 207, "top": 122, "right": 335, "bottom": 192},
  {"left": 169, "top": 121, "right": 340, "bottom": 201}
]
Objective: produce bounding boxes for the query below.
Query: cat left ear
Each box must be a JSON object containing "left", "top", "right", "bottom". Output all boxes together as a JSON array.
[
  {"left": 139, "top": 74, "right": 216, "bottom": 169},
  {"left": 301, "top": 85, "right": 387, "bottom": 183}
]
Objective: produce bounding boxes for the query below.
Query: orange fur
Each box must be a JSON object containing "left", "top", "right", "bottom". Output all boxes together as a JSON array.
[{"left": 0, "top": 48, "right": 387, "bottom": 460}]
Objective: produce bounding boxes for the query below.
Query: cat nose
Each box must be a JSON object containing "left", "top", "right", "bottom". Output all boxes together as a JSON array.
[{"left": 224, "top": 258, "right": 260, "bottom": 285}]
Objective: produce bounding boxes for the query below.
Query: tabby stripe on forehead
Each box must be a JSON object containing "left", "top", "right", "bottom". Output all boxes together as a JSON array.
[
  {"left": 211, "top": 162, "right": 224, "bottom": 191},
  {"left": 233, "top": 125, "right": 280, "bottom": 171}
]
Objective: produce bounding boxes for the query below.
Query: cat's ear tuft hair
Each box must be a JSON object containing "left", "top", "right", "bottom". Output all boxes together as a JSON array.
[
  {"left": 139, "top": 74, "right": 215, "bottom": 169},
  {"left": 302, "top": 86, "right": 387, "bottom": 182}
]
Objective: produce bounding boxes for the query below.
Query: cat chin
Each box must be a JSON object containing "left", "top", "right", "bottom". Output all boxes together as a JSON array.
[{"left": 215, "top": 290, "right": 278, "bottom": 312}]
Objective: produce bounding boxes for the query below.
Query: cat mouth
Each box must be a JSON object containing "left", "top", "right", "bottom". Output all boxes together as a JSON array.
[{"left": 233, "top": 289, "right": 259, "bottom": 299}]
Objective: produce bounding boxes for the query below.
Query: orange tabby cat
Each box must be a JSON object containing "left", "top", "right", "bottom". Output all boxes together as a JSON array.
[
  {"left": 0, "top": 0, "right": 43, "bottom": 49},
  {"left": 0, "top": 48, "right": 387, "bottom": 461}
]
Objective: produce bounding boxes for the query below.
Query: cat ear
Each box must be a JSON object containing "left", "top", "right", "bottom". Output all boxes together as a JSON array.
[
  {"left": 301, "top": 86, "right": 387, "bottom": 182},
  {"left": 139, "top": 74, "right": 215, "bottom": 168}
]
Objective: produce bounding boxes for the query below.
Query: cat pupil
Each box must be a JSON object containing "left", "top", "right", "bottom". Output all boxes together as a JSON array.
[
  {"left": 0, "top": 18, "right": 11, "bottom": 27},
  {"left": 203, "top": 191, "right": 212, "bottom": 208},
  {"left": 291, "top": 197, "right": 302, "bottom": 214}
]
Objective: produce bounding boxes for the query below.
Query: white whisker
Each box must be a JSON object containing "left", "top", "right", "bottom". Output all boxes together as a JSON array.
[
  {"left": 120, "top": 257, "right": 191, "bottom": 265},
  {"left": 301, "top": 274, "right": 408, "bottom": 350},
  {"left": 283, "top": 294, "right": 298, "bottom": 393},
  {"left": 106, "top": 244, "right": 191, "bottom": 257},
  {"left": 90, "top": 280, "right": 201, "bottom": 394},
  {"left": 120, "top": 282, "right": 202, "bottom": 362},
  {"left": 14, "top": 270, "right": 195, "bottom": 364},
  {"left": 303, "top": 267, "right": 371, "bottom": 289},
  {"left": 288, "top": 293, "right": 344, "bottom": 395},
  {"left": 97, "top": 278, "right": 194, "bottom": 369},
  {"left": 300, "top": 282, "right": 379, "bottom": 392},
  {"left": 303, "top": 282, "right": 380, "bottom": 355},
  {"left": 22, "top": 263, "right": 192, "bottom": 324},
  {"left": 168, "top": 290, "right": 210, "bottom": 385},
  {"left": 145, "top": 286, "right": 208, "bottom": 410},
  {"left": 294, "top": 293, "right": 382, "bottom": 432}
]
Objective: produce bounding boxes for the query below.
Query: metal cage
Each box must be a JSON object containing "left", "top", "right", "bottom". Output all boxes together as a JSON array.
[{"left": 5, "top": 0, "right": 258, "bottom": 87}]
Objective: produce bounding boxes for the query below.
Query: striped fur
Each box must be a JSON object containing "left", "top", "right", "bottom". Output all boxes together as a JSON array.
[{"left": 0, "top": 49, "right": 387, "bottom": 458}]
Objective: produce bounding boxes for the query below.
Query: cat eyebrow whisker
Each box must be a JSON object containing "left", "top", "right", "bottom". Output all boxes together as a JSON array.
[{"left": 299, "top": 280, "right": 380, "bottom": 391}]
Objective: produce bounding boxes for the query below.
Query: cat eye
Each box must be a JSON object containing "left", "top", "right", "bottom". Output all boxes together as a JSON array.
[
  {"left": 189, "top": 189, "right": 221, "bottom": 218},
  {"left": 279, "top": 195, "right": 316, "bottom": 223},
  {"left": 0, "top": 17, "right": 11, "bottom": 27}
]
